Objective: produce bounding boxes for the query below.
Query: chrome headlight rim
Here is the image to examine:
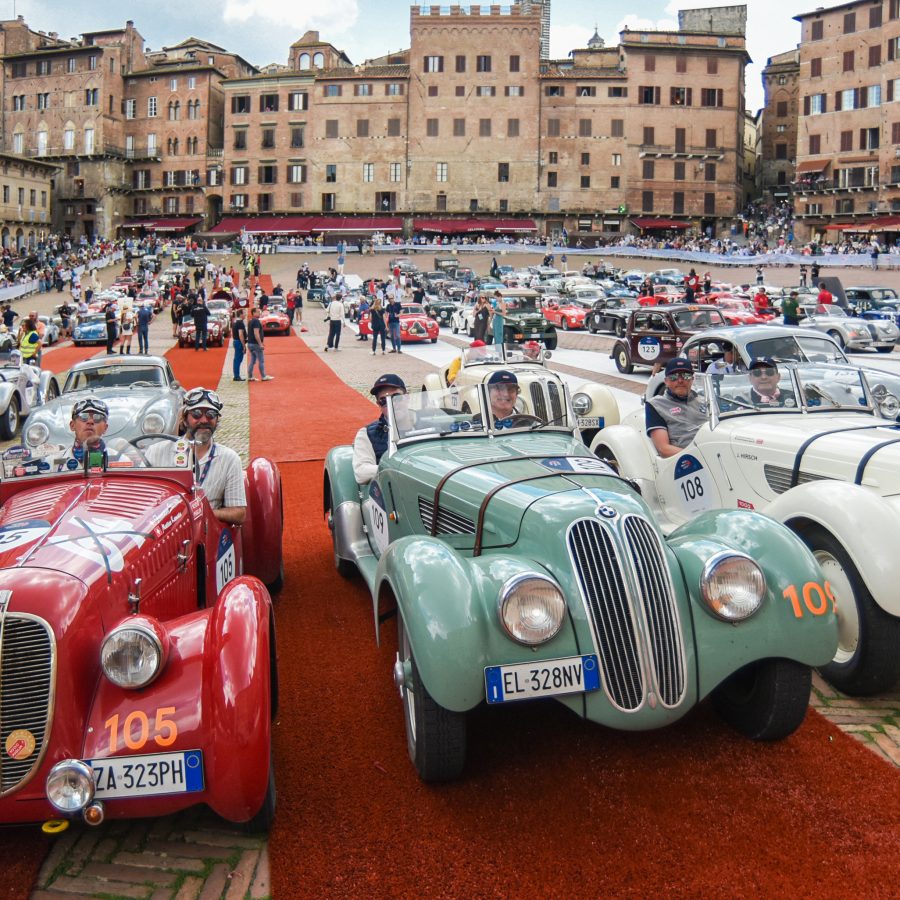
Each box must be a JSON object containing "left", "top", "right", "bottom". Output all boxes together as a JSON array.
[
  {"left": 498, "top": 573, "right": 566, "bottom": 646},
  {"left": 700, "top": 551, "right": 766, "bottom": 622},
  {"left": 878, "top": 393, "right": 900, "bottom": 418},
  {"left": 24, "top": 422, "right": 50, "bottom": 448},
  {"left": 100, "top": 621, "right": 166, "bottom": 689},
  {"left": 46, "top": 759, "right": 95, "bottom": 812},
  {"left": 571, "top": 392, "right": 592, "bottom": 416},
  {"left": 141, "top": 411, "right": 167, "bottom": 434}
]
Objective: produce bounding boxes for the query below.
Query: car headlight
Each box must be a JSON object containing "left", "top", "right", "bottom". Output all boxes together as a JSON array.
[
  {"left": 100, "top": 620, "right": 167, "bottom": 689},
  {"left": 499, "top": 574, "right": 566, "bottom": 645},
  {"left": 700, "top": 552, "right": 766, "bottom": 622},
  {"left": 572, "top": 393, "right": 592, "bottom": 415},
  {"left": 24, "top": 422, "right": 49, "bottom": 448},
  {"left": 879, "top": 394, "right": 900, "bottom": 418},
  {"left": 142, "top": 412, "right": 166, "bottom": 434},
  {"left": 46, "top": 760, "right": 95, "bottom": 812}
]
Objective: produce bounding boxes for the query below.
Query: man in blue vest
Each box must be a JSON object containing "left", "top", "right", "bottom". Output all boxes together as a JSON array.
[{"left": 352, "top": 374, "right": 407, "bottom": 484}]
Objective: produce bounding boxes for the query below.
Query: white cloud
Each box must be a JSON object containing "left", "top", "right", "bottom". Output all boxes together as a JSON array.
[
  {"left": 549, "top": 24, "right": 594, "bottom": 58},
  {"left": 616, "top": 14, "right": 678, "bottom": 33},
  {"left": 223, "top": 0, "right": 359, "bottom": 34}
]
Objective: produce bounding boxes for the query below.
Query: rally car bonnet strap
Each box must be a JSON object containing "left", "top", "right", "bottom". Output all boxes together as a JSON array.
[
  {"left": 853, "top": 436, "right": 900, "bottom": 485},
  {"left": 790, "top": 424, "right": 899, "bottom": 488},
  {"left": 430, "top": 455, "right": 567, "bottom": 537}
]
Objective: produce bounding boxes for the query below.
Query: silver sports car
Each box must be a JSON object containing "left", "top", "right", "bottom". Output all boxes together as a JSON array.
[{"left": 20, "top": 355, "right": 185, "bottom": 452}]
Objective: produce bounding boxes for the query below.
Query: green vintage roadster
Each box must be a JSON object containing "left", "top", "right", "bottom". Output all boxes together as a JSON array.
[{"left": 324, "top": 381, "right": 838, "bottom": 782}]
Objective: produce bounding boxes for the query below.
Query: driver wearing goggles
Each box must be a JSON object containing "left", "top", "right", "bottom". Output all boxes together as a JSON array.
[
  {"left": 145, "top": 387, "right": 246, "bottom": 524},
  {"left": 58, "top": 397, "right": 141, "bottom": 470}
]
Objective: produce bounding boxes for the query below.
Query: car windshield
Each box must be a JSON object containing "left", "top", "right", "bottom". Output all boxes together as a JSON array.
[
  {"left": 672, "top": 308, "right": 726, "bottom": 329},
  {"left": 208, "top": 301, "right": 229, "bottom": 314},
  {"left": 181, "top": 315, "right": 195, "bottom": 326},
  {"left": 745, "top": 335, "right": 848, "bottom": 364},
  {"left": 819, "top": 304, "right": 846, "bottom": 317},
  {"left": 505, "top": 296, "right": 539, "bottom": 312},
  {"left": 711, "top": 370, "right": 800, "bottom": 418},
  {"left": 869, "top": 289, "right": 899, "bottom": 302},
  {"left": 64, "top": 364, "right": 166, "bottom": 392},
  {"left": 401, "top": 304, "right": 426, "bottom": 316},
  {"left": 794, "top": 365, "right": 873, "bottom": 412},
  {"left": 78, "top": 314, "right": 106, "bottom": 327}
]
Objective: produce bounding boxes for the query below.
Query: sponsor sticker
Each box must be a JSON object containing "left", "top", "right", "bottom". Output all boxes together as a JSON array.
[{"left": 6, "top": 729, "right": 36, "bottom": 760}]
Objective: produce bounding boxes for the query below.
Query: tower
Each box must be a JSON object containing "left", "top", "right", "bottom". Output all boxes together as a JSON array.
[{"left": 521, "top": 0, "right": 550, "bottom": 58}]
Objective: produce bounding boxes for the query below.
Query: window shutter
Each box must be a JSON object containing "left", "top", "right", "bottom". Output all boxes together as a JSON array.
[
  {"left": 686, "top": 88, "right": 693, "bottom": 106},
  {"left": 822, "top": 94, "right": 828, "bottom": 113},
  {"left": 654, "top": 86, "right": 660, "bottom": 104},
  {"left": 889, "top": 80, "right": 895, "bottom": 102},
  {"left": 803, "top": 95, "right": 810, "bottom": 116}
]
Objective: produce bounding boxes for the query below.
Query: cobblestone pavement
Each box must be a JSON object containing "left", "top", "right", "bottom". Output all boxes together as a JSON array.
[{"left": 11, "top": 256, "right": 899, "bottom": 898}]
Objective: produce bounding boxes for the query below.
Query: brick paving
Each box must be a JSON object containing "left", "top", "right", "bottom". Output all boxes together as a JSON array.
[{"left": 11, "top": 255, "right": 900, "bottom": 898}]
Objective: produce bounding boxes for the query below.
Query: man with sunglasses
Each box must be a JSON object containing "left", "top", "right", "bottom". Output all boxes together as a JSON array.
[
  {"left": 58, "top": 397, "right": 140, "bottom": 469},
  {"left": 645, "top": 357, "right": 708, "bottom": 457},
  {"left": 352, "top": 374, "right": 407, "bottom": 484},
  {"left": 744, "top": 357, "right": 796, "bottom": 408},
  {"left": 145, "top": 388, "right": 246, "bottom": 524}
]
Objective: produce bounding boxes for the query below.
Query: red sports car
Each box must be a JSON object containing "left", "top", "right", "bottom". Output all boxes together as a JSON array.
[
  {"left": 178, "top": 315, "right": 225, "bottom": 348},
  {"left": 706, "top": 294, "right": 772, "bottom": 325},
  {"left": 542, "top": 299, "right": 591, "bottom": 331},
  {"left": 359, "top": 303, "right": 439, "bottom": 343},
  {"left": 0, "top": 448, "right": 283, "bottom": 828},
  {"left": 260, "top": 308, "right": 291, "bottom": 336}
]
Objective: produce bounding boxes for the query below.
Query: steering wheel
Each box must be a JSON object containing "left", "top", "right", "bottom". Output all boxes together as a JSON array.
[
  {"left": 129, "top": 432, "right": 180, "bottom": 466},
  {"left": 505, "top": 414, "right": 542, "bottom": 427}
]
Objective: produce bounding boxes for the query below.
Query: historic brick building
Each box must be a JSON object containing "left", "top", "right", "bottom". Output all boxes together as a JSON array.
[
  {"left": 793, "top": 0, "right": 900, "bottom": 242},
  {"left": 0, "top": 150, "right": 57, "bottom": 249},
  {"left": 759, "top": 49, "right": 800, "bottom": 204}
]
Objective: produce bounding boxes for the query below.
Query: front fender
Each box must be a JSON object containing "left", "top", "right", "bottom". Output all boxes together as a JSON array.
[
  {"left": 764, "top": 480, "right": 900, "bottom": 616},
  {"left": 669, "top": 509, "right": 838, "bottom": 699},
  {"left": 0, "top": 381, "right": 15, "bottom": 410},
  {"left": 324, "top": 445, "right": 359, "bottom": 511},
  {"left": 39, "top": 372, "right": 58, "bottom": 400},
  {"left": 590, "top": 423, "right": 657, "bottom": 486},
  {"left": 242, "top": 457, "right": 283, "bottom": 587}
]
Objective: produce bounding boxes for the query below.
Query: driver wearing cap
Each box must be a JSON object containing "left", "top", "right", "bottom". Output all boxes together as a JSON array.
[
  {"left": 145, "top": 387, "right": 246, "bottom": 523},
  {"left": 645, "top": 357, "right": 708, "bottom": 457},
  {"left": 744, "top": 356, "right": 796, "bottom": 408},
  {"left": 353, "top": 374, "right": 407, "bottom": 484},
  {"left": 57, "top": 397, "right": 141, "bottom": 469}
]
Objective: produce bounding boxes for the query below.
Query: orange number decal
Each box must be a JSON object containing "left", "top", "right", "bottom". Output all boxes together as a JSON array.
[
  {"left": 105, "top": 707, "right": 179, "bottom": 753},
  {"left": 783, "top": 582, "right": 830, "bottom": 618},
  {"left": 154, "top": 707, "right": 178, "bottom": 747}
]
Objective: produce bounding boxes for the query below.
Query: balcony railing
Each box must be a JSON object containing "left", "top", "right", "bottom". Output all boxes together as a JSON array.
[
  {"left": 26, "top": 145, "right": 162, "bottom": 161},
  {"left": 793, "top": 178, "right": 879, "bottom": 194}
]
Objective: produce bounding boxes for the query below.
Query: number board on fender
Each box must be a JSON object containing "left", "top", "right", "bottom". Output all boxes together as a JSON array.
[{"left": 673, "top": 453, "right": 715, "bottom": 516}]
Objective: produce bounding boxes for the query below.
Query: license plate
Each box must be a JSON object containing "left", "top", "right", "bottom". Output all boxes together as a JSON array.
[
  {"left": 484, "top": 655, "right": 600, "bottom": 704},
  {"left": 89, "top": 750, "right": 204, "bottom": 799},
  {"left": 577, "top": 416, "right": 601, "bottom": 429}
]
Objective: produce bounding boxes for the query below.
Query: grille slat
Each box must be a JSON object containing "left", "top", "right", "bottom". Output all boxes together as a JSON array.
[
  {"left": 0, "top": 616, "right": 54, "bottom": 794},
  {"left": 568, "top": 515, "right": 686, "bottom": 712},
  {"left": 569, "top": 520, "right": 643, "bottom": 710},
  {"left": 529, "top": 383, "right": 548, "bottom": 422},
  {"left": 763, "top": 464, "right": 830, "bottom": 495}
]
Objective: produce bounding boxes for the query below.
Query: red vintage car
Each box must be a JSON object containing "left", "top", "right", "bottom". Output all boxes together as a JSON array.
[
  {"left": 707, "top": 295, "right": 771, "bottom": 326},
  {"left": 178, "top": 315, "right": 225, "bottom": 348},
  {"left": 0, "top": 448, "right": 283, "bottom": 829},
  {"left": 359, "top": 303, "right": 439, "bottom": 343},
  {"left": 542, "top": 299, "right": 591, "bottom": 331},
  {"left": 260, "top": 308, "right": 292, "bottom": 336}
]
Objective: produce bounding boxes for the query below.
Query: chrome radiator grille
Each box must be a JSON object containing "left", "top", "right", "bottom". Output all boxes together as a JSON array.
[
  {"left": 528, "top": 381, "right": 564, "bottom": 424},
  {"left": 0, "top": 615, "right": 54, "bottom": 794},
  {"left": 568, "top": 516, "right": 685, "bottom": 711}
]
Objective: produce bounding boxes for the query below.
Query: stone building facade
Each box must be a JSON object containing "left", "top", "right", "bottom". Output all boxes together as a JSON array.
[
  {"left": 793, "top": 0, "right": 900, "bottom": 242},
  {"left": 759, "top": 49, "right": 800, "bottom": 204},
  {"left": 0, "top": 150, "right": 57, "bottom": 249}
]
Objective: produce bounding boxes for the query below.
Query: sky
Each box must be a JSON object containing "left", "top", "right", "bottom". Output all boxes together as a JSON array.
[{"left": 9, "top": 0, "right": 813, "bottom": 110}]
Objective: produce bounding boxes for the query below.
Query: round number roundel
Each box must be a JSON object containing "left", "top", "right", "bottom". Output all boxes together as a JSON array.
[{"left": 637, "top": 336, "right": 661, "bottom": 360}]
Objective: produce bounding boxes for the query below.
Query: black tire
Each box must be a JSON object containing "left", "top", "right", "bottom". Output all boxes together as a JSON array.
[
  {"left": 267, "top": 561, "right": 285, "bottom": 596},
  {"left": 396, "top": 615, "right": 466, "bottom": 782},
  {"left": 614, "top": 345, "right": 634, "bottom": 374},
  {"left": 430, "top": 337, "right": 438, "bottom": 343},
  {"left": 561, "top": 319, "right": 570, "bottom": 331},
  {"left": 615, "top": 320, "right": 626, "bottom": 338},
  {"left": 451, "top": 321, "right": 458, "bottom": 335},
  {"left": 239, "top": 750, "right": 276, "bottom": 833},
  {"left": 0, "top": 395, "right": 19, "bottom": 440},
  {"left": 588, "top": 324, "right": 597, "bottom": 334},
  {"left": 797, "top": 525, "right": 900, "bottom": 695},
  {"left": 544, "top": 332, "right": 558, "bottom": 351},
  {"left": 44, "top": 381, "right": 59, "bottom": 401},
  {"left": 876, "top": 346, "right": 893, "bottom": 354},
  {"left": 827, "top": 330, "right": 845, "bottom": 350},
  {"left": 712, "top": 658, "right": 812, "bottom": 741},
  {"left": 467, "top": 323, "right": 474, "bottom": 338},
  {"left": 326, "top": 496, "right": 357, "bottom": 579}
]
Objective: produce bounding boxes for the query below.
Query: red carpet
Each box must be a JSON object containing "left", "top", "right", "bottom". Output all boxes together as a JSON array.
[
  {"left": 260, "top": 341, "right": 900, "bottom": 896},
  {"left": 164, "top": 342, "right": 228, "bottom": 391},
  {"left": 40, "top": 341, "right": 102, "bottom": 375}
]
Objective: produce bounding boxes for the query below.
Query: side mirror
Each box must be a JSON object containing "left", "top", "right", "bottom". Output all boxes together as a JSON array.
[{"left": 171, "top": 380, "right": 181, "bottom": 390}]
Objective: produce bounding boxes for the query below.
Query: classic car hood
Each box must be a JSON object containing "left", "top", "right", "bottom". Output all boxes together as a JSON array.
[
  {"left": 719, "top": 413, "right": 900, "bottom": 495},
  {"left": 34, "top": 389, "right": 175, "bottom": 440},
  {"left": 0, "top": 475, "right": 188, "bottom": 594}
]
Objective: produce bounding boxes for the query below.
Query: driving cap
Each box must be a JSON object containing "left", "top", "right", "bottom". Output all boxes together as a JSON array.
[
  {"left": 370, "top": 373, "right": 406, "bottom": 395},
  {"left": 749, "top": 356, "right": 777, "bottom": 370},
  {"left": 487, "top": 370, "right": 518, "bottom": 387},
  {"left": 664, "top": 357, "right": 693, "bottom": 376},
  {"left": 71, "top": 396, "right": 109, "bottom": 419}
]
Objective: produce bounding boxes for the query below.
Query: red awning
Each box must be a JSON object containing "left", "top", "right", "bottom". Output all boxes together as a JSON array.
[
  {"left": 414, "top": 218, "right": 537, "bottom": 233},
  {"left": 123, "top": 217, "right": 201, "bottom": 232},
  {"left": 866, "top": 215, "right": 900, "bottom": 230},
  {"left": 630, "top": 218, "right": 691, "bottom": 230},
  {"left": 823, "top": 222, "right": 857, "bottom": 231},
  {"left": 209, "top": 215, "right": 402, "bottom": 235},
  {"left": 795, "top": 160, "right": 829, "bottom": 174}
]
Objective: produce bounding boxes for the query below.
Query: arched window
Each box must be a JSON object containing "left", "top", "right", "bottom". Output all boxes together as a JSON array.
[
  {"left": 172, "top": 137, "right": 179, "bottom": 155},
  {"left": 173, "top": 101, "right": 180, "bottom": 121},
  {"left": 63, "top": 121, "right": 76, "bottom": 151},
  {"left": 299, "top": 53, "right": 310, "bottom": 70},
  {"left": 12, "top": 129, "right": 23, "bottom": 155},
  {"left": 83, "top": 126, "right": 94, "bottom": 154},
  {"left": 313, "top": 52, "right": 324, "bottom": 68}
]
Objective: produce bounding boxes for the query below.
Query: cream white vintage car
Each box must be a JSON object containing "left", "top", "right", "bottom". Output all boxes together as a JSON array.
[
  {"left": 423, "top": 343, "right": 619, "bottom": 448},
  {"left": 590, "top": 363, "right": 900, "bottom": 696}
]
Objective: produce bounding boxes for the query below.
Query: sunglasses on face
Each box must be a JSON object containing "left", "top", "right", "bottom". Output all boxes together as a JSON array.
[
  {"left": 74, "top": 412, "right": 107, "bottom": 423},
  {"left": 377, "top": 393, "right": 406, "bottom": 407},
  {"left": 750, "top": 367, "right": 777, "bottom": 378},
  {"left": 187, "top": 409, "right": 219, "bottom": 422},
  {"left": 666, "top": 372, "right": 694, "bottom": 382}
]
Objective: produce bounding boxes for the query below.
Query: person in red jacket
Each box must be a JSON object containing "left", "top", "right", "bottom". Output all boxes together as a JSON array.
[
  {"left": 753, "top": 288, "right": 770, "bottom": 315},
  {"left": 817, "top": 282, "right": 833, "bottom": 306}
]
